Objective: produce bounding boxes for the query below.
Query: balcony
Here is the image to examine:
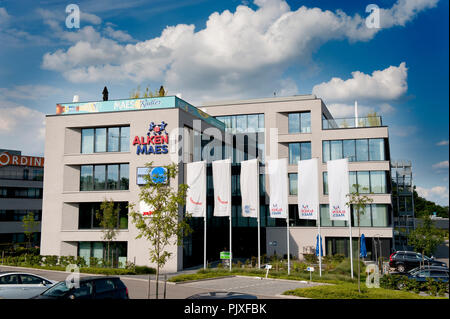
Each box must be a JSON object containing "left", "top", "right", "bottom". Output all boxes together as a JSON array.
[{"left": 323, "top": 116, "right": 383, "bottom": 130}]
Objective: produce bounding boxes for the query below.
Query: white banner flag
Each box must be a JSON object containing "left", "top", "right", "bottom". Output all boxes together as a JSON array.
[
  {"left": 240, "top": 159, "right": 259, "bottom": 218},
  {"left": 327, "top": 158, "right": 350, "bottom": 221},
  {"left": 186, "top": 161, "right": 206, "bottom": 218},
  {"left": 298, "top": 158, "right": 319, "bottom": 220},
  {"left": 268, "top": 158, "right": 288, "bottom": 219},
  {"left": 213, "top": 159, "right": 232, "bottom": 217}
]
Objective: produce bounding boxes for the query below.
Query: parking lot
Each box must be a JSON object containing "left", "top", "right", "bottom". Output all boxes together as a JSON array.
[{"left": 0, "top": 265, "right": 319, "bottom": 299}]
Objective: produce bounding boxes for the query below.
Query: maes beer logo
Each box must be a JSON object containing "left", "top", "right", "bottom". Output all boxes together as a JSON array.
[{"left": 133, "top": 121, "right": 169, "bottom": 155}]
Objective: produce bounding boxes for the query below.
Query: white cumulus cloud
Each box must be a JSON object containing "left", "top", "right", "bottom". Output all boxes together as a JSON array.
[{"left": 39, "top": 0, "right": 437, "bottom": 103}]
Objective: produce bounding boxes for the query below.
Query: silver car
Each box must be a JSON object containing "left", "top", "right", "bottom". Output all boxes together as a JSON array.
[{"left": 0, "top": 271, "right": 56, "bottom": 299}]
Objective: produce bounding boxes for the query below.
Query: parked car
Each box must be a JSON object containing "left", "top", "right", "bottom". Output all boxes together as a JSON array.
[
  {"left": 33, "top": 276, "right": 129, "bottom": 299},
  {"left": 187, "top": 292, "right": 258, "bottom": 299},
  {"left": 389, "top": 251, "right": 447, "bottom": 273},
  {"left": 397, "top": 266, "right": 449, "bottom": 289},
  {"left": 0, "top": 272, "right": 56, "bottom": 299}
]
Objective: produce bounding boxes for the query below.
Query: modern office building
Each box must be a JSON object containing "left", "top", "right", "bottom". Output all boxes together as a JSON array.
[
  {"left": 0, "top": 149, "right": 44, "bottom": 249},
  {"left": 41, "top": 94, "right": 393, "bottom": 272}
]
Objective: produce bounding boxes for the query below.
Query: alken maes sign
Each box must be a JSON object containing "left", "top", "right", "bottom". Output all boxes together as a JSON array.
[{"left": 133, "top": 121, "right": 169, "bottom": 155}]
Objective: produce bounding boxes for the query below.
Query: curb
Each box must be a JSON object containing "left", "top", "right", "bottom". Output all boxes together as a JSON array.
[{"left": 171, "top": 275, "right": 236, "bottom": 285}]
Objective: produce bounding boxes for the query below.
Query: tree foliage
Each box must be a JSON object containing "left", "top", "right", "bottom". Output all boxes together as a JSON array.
[
  {"left": 413, "top": 186, "right": 449, "bottom": 218},
  {"left": 408, "top": 215, "right": 445, "bottom": 257},
  {"left": 95, "top": 199, "right": 120, "bottom": 266},
  {"left": 130, "top": 85, "right": 167, "bottom": 98},
  {"left": 129, "top": 162, "right": 192, "bottom": 298},
  {"left": 22, "top": 212, "right": 38, "bottom": 248}
]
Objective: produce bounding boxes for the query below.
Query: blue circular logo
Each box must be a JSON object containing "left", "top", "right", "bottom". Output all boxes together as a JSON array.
[{"left": 150, "top": 167, "right": 167, "bottom": 184}]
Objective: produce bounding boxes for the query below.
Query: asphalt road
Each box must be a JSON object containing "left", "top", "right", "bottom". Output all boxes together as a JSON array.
[{"left": 0, "top": 265, "right": 314, "bottom": 299}]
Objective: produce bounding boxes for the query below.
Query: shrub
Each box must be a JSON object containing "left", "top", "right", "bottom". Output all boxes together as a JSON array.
[
  {"left": 331, "top": 259, "right": 365, "bottom": 276},
  {"left": 134, "top": 266, "right": 156, "bottom": 274},
  {"left": 41, "top": 255, "right": 58, "bottom": 267},
  {"left": 89, "top": 257, "right": 100, "bottom": 268},
  {"left": 303, "top": 254, "right": 318, "bottom": 264}
]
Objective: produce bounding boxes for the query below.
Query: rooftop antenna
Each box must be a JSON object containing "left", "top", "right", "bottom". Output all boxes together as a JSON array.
[{"left": 354, "top": 100, "right": 358, "bottom": 128}]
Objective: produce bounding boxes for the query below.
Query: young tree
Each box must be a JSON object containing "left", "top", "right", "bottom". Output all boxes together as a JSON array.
[
  {"left": 130, "top": 85, "right": 167, "bottom": 98},
  {"left": 129, "top": 162, "right": 192, "bottom": 299},
  {"left": 22, "top": 212, "right": 38, "bottom": 248},
  {"left": 346, "top": 184, "right": 373, "bottom": 293},
  {"left": 408, "top": 215, "right": 445, "bottom": 266},
  {"left": 95, "top": 199, "right": 120, "bottom": 267}
]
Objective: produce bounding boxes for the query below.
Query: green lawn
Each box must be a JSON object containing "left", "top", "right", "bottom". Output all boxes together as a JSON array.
[{"left": 283, "top": 283, "right": 447, "bottom": 299}]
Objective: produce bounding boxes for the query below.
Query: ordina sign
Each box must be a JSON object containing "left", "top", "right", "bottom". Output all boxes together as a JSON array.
[{"left": 0, "top": 152, "right": 44, "bottom": 167}]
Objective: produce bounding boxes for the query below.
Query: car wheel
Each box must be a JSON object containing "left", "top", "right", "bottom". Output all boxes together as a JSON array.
[{"left": 397, "top": 264, "right": 405, "bottom": 273}]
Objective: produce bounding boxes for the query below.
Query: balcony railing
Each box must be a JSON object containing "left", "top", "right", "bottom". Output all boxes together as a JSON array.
[{"left": 322, "top": 116, "right": 383, "bottom": 130}]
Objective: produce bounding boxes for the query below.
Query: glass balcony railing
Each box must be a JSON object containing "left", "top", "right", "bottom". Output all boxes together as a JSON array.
[{"left": 322, "top": 116, "right": 383, "bottom": 130}]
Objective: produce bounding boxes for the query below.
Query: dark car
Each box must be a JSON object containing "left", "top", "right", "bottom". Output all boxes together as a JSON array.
[
  {"left": 389, "top": 251, "right": 447, "bottom": 273},
  {"left": 32, "top": 276, "right": 129, "bottom": 299},
  {"left": 397, "top": 266, "right": 449, "bottom": 289},
  {"left": 186, "top": 292, "right": 258, "bottom": 299}
]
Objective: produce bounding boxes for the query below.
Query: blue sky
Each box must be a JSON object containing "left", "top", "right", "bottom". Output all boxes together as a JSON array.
[{"left": 0, "top": 0, "right": 448, "bottom": 205}]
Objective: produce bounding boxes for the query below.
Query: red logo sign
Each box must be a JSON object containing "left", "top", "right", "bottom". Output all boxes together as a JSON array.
[{"left": 0, "top": 152, "right": 44, "bottom": 167}]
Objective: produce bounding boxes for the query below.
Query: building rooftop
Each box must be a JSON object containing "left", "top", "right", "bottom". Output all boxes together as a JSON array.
[{"left": 202, "top": 94, "right": 318, "bottom": 107}]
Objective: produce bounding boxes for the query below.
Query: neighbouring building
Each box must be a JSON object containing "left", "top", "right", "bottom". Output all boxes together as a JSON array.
[
  {"left": 0, "top": 149, "right": 44, "bottom": 249},
  {"left": 41, "top": 94, "right": 394, "bottom": 272}
]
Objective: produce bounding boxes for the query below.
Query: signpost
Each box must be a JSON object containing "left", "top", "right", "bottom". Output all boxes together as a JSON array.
[
  {"left": 220, "top": 251, "right": 231, "bottom": 268},
  {"left": 307, "top": 266, "right": 314, "bottom": 282}
]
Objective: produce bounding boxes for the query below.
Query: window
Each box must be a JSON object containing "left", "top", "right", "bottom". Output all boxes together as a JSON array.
[
  {"left": 289, "top": 173, "right": 298, "bottom": 195},
  {"left": 288, "top": 112, "right": 311, "bottom": 133},
  {"left": 0, "top": 274, "right": 19, "bottom": 285},
  {"left": 95, "top": 279, "right": 116, "bottom": 293},
  {"left": 107, "top": 127, "right": 120, "bottom": 152},
  {"left": 73, "top": 282, "right": 94, "bottom": 298},
  {"left": 323, "top": 172, "right": 328, "bottom": 195},
  {"left": 80, "top": 165, "right": 94, "bottom": 191},
  {"left": 343, "top": 140, "right": 356, "bottom": 162},
  {"left": 95, "top": 128, "right": 106, "bottom": 152},
  {"left": 289, "top": 142, "right": 311, "bottom": 164},
  {"left": 79, "top": 202, "right": 128, "bottom": 230},
  {"left": 356, "top": 171, "right": 370, "bottom": 193},
  {"left": 356, "top": 139, "right": 369, "bottom": 161},
  {"left": 330, "top": 140, "right": 343, "bottom": 160},
  {"left": 120, "top": 127, "right": 130, "bottom": 152},
  {"left": 94, "top": 165, "right": 106, "bottom": 190},
  {"left": 370, "top": 171, "right": 386, "bottom": 193},
  {"left": 81, "top": 129, "right": 94, "bottom": 154},
  {"left": 352, "top": 205, "right": 371, "bottom": 227},
  {"left": 372, "top": 204, "right": 389, "bottom": 227},
  {"left": 81, "top": 126, "right": 130, "bottom": 154},
  {"left": 81, "top": 164, "right": 129, "bottom": 191},
  {"left": 19, "top": 274, "right": 45, "bottom": 285},
  {"left": 322, "top": 141, "right": 330, "bottom": 163},
  {"left": 369, "top": 138, "right": 385, "bottom": 161}
]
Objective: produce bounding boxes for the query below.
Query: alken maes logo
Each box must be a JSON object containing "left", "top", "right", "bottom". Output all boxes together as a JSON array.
[
  {"left": 133, "top": 121, "right": 169, "bottom": 155},
  {"left": 300, "top": 204, "right": 314, "bottom": 216},
  {"left": 332, "top": 205, "right": 346, "bottom": 218}
]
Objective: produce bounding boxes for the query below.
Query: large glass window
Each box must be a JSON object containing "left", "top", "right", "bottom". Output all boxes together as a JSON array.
[
  {"left": 370, "top": 171, "right": 386, "bottom": 193},
  {"left": 356, "top": 139, "right": 369, "bottom": 161},
  {"left": 247, "top": 114, "right": 259, "bottom": 131},
  {"left": 81, "top": 129, "right": 94, "bottom": 154},
  {"left": 120, "top": 127, "right": 130, "bottom": 152},
  {"left": 369, "top": 138, "right": 385, "bottom": 161},
  {"left": 343, "top": 140, "right": 356, "bottom": 162},
  {"left": 95, "top": 128, "right": 107, "bottom": 152},
  {"left": 288, "top": 112, "right": 311, "bottom": 133},
  {"left": 108, "top": 127, "right": 120, "bottom": 152},
  {"left": 119, "top": 164, "right": 129, "bottom": 190},
  {"left": 81, "top": 164, "right": 128, "bottom": 191},
  {"left": 323, "top": 172, "right": 328, "bottom": 195},
  {"left": 349, "top": 171, "right": 357, "bottom": 193},
  {"left": 372, "top": 204, "right": 389, "bottom": 227},
  {"left": 352, "top": 205, "right": 372, "bottom": 227},
  {"left": 107, "top": 165, "right": 119, "bottom": 190},
  {"left": 330, "top": 140, "right": 343, "bottom": 160},
  {"left": 289, "top": 142, "right": 311, "bottom": 164},
  {"left": 79, "top": 202, "right": 128, "bottom": 230},
  {"left": 81, "top": 126, "right": 129, "bottom": 154},
  {"left": 288, "top": 113, "right": 300, "bottom": 134},
  {"left": 289, "top": 173, "right": 298, "bottom": 195},
  {"left": 80, "top": 165, "right": 94, "bottom": 191},
  {"left": 322, "top": 141, "right": 330, "bottom": 163},
  {"left": 356, "top": 171, "right": 370, "bottom": 193},
  {"left": 236, "top": 115, "right": 247, "bottom": 133}
]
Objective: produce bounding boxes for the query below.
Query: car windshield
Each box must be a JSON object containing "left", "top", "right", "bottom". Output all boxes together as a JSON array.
[
  {"left": 41, "top": 282, "right": 72, "bottom": 297},
  {"left": 417, "top": 253, "right": 432, "bottom": 261}
]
